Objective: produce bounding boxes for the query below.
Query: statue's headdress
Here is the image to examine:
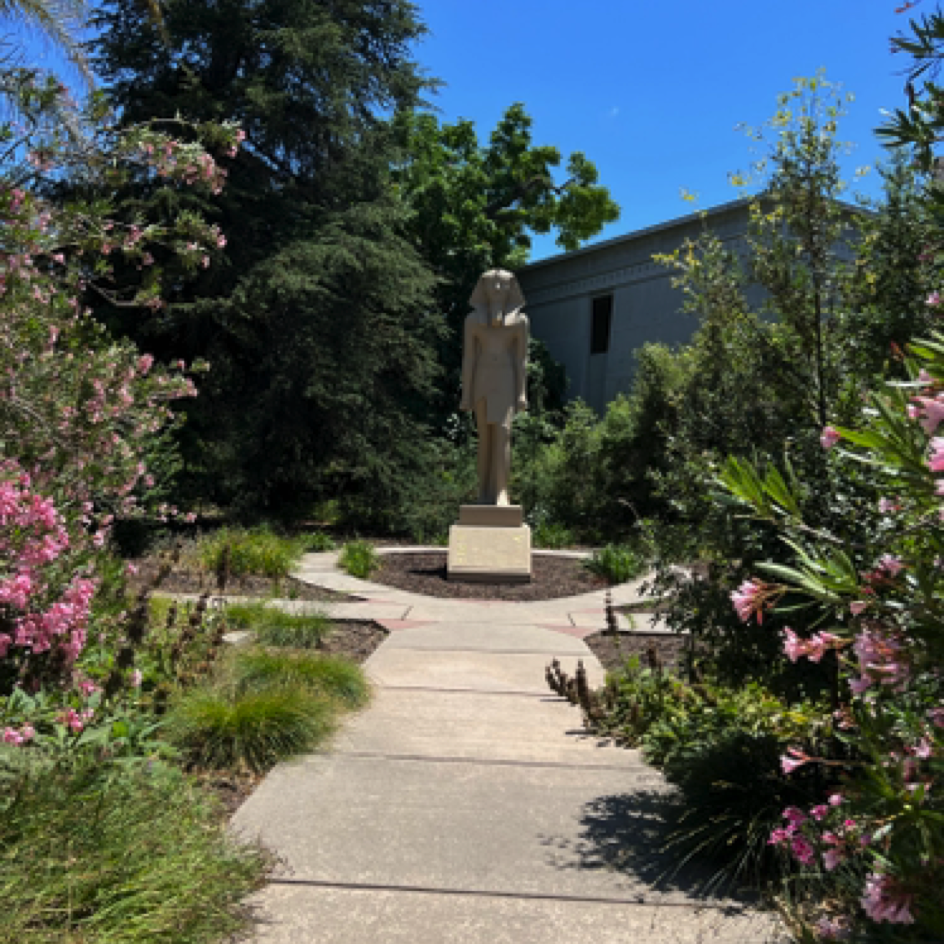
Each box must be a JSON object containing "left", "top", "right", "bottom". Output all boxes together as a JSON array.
[{"left": 468, "top": 268, "right": 526, "bottom": 314}]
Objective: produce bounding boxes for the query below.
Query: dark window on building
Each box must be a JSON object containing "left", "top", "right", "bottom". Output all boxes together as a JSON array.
[{"left": 590, "top": 295, "right": 613, "bottom": 355}]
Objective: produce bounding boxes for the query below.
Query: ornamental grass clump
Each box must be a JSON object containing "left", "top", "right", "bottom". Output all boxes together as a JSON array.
[
  {"left": 338, "top": 540, "right": 381, "bottom": 579},
  {"left": 0, "top": 759, "right": 265, "bottom": 944},
  {"left": 198, "top": 526, "right": 308, "bottom": 579},
  {"left": 225, "top": 600, "right": 330, "bottom": 649},
  {"left": 163, "top": 682, "right": 335, "bottom": 773},
  {"left": 234, "top": 649, "right": 370, "bottom": 709}
]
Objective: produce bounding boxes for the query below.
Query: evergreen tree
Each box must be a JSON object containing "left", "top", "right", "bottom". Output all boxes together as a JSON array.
[{"left": 88, "top": 0, "right": 442, "bottom": 519}]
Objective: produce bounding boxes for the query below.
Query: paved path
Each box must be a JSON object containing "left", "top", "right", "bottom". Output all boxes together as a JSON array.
[{"left": 232, "top": 552, "right": 786, "bottom": 943}]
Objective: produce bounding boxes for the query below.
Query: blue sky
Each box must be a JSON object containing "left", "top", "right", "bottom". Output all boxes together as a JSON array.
[
  {"left": 16, "top": 1, "right": 916, "bottom": 263},
  {"left": 415, "top": 1, "right": 913, "bottom": 260}
]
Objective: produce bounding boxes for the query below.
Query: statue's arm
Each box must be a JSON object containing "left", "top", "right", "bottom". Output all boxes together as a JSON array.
[
  {"left": 515, "top": 317, "right": 528, "bottom": 411},
  {"left": 459, "top": 317, "right": 475, "bottom": 411}
]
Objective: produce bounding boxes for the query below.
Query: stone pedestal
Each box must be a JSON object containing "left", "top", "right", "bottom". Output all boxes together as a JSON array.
[{"left": 448, "top": 505, "right": 532, "bottom": 584}]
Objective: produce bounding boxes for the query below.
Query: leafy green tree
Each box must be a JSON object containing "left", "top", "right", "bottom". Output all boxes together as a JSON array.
[
  {"left": 88, "top": 0, "right": 444, "bottom": 519},
  {"left": 393, "top": 104, "right": 619, "bottom": 421}
]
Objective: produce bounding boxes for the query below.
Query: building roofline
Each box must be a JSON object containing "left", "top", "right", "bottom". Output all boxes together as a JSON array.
[{"left": 520, "top": 193, "right": 870, "bottom": 273}]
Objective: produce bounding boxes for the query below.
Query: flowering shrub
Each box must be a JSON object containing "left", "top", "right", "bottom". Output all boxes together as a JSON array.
[
  {"left": 0, "top": 69, "right": 241, "bottom": 697},
  {"left": 721, "top": 334, "right": 944, "bottom": 939}
]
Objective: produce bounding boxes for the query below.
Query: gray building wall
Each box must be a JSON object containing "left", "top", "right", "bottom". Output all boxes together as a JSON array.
[{"left": 518, "top": 199, "right": 753, "bottom": 414}]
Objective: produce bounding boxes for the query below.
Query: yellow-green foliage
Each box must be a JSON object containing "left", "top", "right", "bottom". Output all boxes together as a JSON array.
[
  {"left": 338, "top": 540, "right": 380, "bottom": 579},
  {"left": 197, "top": 527, "right": 308, "bottom": 579}
]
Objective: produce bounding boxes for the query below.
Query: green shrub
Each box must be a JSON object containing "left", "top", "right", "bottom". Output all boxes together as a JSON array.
[
  {"left": 658, "top": 729, "right": 811, "bottom": 890},
  {"left": 304, "top": 531, "right": 336, "bottom": 552},
  {"left": 582, "top": 544, "right": 647, "bottom": 584},
  {"left": 163, "top": 683, "right": 335, "bottom": 772},
  {"left": 234, "top": 650, "right": 370, "bottom": 709},
  {"left": 198, "top": 526, "right": 307, "bottom": 579},
  {"left": 338, "top": 540, "right": 380, "bottom": 579},
  {"left": 0, "top": 759, "right": 265, "bottom": 943},
  {"left": 225, "top": 601, "right": 330, "bottom": 649},
  {"left": 595, "top": 656, "right": 689, "bottom": 746},
  {"left": 532, "top": 520, "right": 575, "bottom": 549}
]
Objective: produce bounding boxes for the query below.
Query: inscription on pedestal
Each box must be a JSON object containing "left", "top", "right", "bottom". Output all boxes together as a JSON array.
[{"left": 447, "top": 524, "right": 532, "bottom": 583}]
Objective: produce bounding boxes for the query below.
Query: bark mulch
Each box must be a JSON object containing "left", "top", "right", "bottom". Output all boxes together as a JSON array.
[
  {"left": 371, "top": 551, "right": 607, "bottom": 601},
  {"left": 316, "top": 619, "right": 388, "bottom": 663},
  {"left": 582, "top": 630, "right": 690, "bottom": 676},
  {"left": 129, "top": 563, "right": 355, "bottom": 603}
]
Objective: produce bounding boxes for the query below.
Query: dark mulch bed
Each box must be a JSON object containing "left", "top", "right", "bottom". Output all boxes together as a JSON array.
[
  {"left": 372, "top": 551, "right": 606, "bottom": 601},
  {"left": 583, "top": 630, "right": 691, "bottom": 675},
  {"left": 316, "top": 619, "right": 388, "bottom": 663},
  {"left": 130, "top": 563, "right": 354, "bottom": 603}
]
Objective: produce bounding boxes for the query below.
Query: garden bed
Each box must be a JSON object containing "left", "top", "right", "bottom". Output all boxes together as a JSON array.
[
  {"left": 130, "top": 563, "right": 355, "bottom": 602},
  {"left": 370, "top": 551, "right": 607, "bottom": 600},
  {"left": 583, "top": 630, "right": 691, "bottom": 675}
]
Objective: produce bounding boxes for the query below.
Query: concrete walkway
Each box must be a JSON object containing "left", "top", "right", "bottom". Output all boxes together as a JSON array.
[{"left": 232, "top": 552, "right": 786, "bottom": 943}]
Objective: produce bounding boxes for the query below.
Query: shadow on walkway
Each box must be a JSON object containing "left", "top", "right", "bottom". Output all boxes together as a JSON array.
[{"left": 542, "top": 789, "right": 763, "bottom": 911}]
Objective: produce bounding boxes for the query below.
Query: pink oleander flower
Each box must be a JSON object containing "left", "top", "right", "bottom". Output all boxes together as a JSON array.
[
  {"left": 930, "top": 437, "right": 944, "bottom": 472},
  {"left": 783, "top": 806, "right": 808, "bottom": 825},
  {"left": 781, "top": 747, "right": 810, "bottom": 774},
  {"left": 911, "top": 394, "right": 944, "bottom": 434},
  {"left": 853, "top": 627, "right": 910, "bottom": 692},
  {"left": 820, "top": 425, "right": 841, "bottom": 449},
  {"left": 790, "top": 836, "right": 816, "bottom": 866},
  {"left": 914, "top": 736, "right": 933, "bottom": 759},
  {"left": 59, "top": 707, "right": 85, "bottom": 733},
  {"left": 731, "top": 579, "right": 770, "bottom": 624},
  {"left": 829, "top": 793, "right": 843, "bottom": 807},
  {"left": 849, "top": 675, "right": 872, "bottom": 695},
  {"left": 878, "top": 497, "right": 900, "bottom": 513},
  {"left": 811, "top": 804, "right": 829, "bottom": 822},
  {"left": 782, "top": 628, "right": 843, "bottom": 663},
  {"left": 927, "top": 290, "right": 942, "bottom": 307},
  {"left": 768, "top": 827, "right": 793, "bottom": 845},
  {"left": 783, "top": 627, "right": 804, "bottom": 662},
  {"left": 823, "top": 847, "right": 844, "bottom": 871},
  {"left": 849, "top": 600, "right": 868, "bottom": 616},
  {"left": 876, "top": 555, "right": 904, "bottom": 577},
  {"left": 861, "top": 873, "right": 915, "bottom": 924}
]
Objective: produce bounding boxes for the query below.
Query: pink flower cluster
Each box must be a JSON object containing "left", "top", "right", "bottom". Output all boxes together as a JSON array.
[
  {"left": 58, "top": 706, "right": 94, "bottom": 734},
  {"left": 2, "top": 723, "right": 34, "bottom": 745},
  {"left": 0, "top": 465, "right": 97, "bottom": 666},
  {"left": 861, "top": 873, "right": 915, "bottom": 924},
  {"left": 849, "top": 626, "right": 910, "bottom": 694},
  {"left": 910, "top": 392, "right": 944, "bottom": 435},
  {"left": 730, "top": 578, "right": 780, "bottom": 624},
  {"left": 782, "top": 627, "right": 844, "bottom": 663},
  {"left": 768, "top": 795, "right": 866, "bottom": 874}
]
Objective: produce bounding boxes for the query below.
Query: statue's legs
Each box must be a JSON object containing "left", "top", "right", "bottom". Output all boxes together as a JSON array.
[
  {"left": 491, "top": 424, "right": 511, "bottom": 506},
  {"left": 474, "top": 400, "right": 493, "bottom": 503},
  {"left": 474, "top": 402, "right": 512, "bottom": 505}
]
